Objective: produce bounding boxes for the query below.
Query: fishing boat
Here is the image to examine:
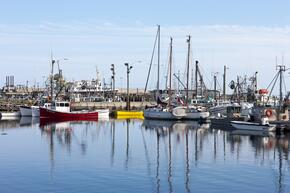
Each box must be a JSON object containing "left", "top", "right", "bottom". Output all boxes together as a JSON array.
[
  {"left": 181, "top": 106, "right": 210, "bottom": 120},
  {"left": 19, "top": 105, "right": 32, "bottom": 116},
  {"left": 209, "top": 102, "right": 241, "bottom": 117},
  {"left": 39, "top": 101, "right": 98, "bottom": 119},
  {"left": 40, "top": 101, "right": 109, "bottom": 120},
  {"left": 31, "top": 103, "right": 51, "bottom": 117},
  {"left": 39, "top": 55, "right": 109, "bottom": 121},
  {"left": 231, "top": 118, "right": 276, "bottom": 131},
  {"left": 40, "top": 107, "right": 99, "bottom": 120},
  {"left": 31, "top": 106, "right": 39, "bottom": 117},
  {"left": 19, "top": 103, "right": 52, "bottom": 117},
  {"left": 250, "top": 67, "right": 289, "bottom": 131}
]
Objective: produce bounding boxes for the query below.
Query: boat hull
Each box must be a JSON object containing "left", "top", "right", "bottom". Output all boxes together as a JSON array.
[
  {"left": 184, "top": 111, "right": 210, "bottom": 119},
  {"left": 20, "top": 106, "right": 32, "bottom": 116},
  {"left": 31, "top": 106, "right": 40, "bottom": 117},
  {"left": 144, "top": 107, "right": 209, "bottom": 120},
  {"left": 40, "top": 107, "right": 99, "bottom": 121},
  {"left": 0, "top": 111, "right": 21, "bottom": 117},
  {"left": 231, "top": 121, "right": 276, "bottom": 131},
  {"left": 0, "top": 111, "right": 21, "bottom": 120},
  {"left": 144, "top": 109, "right": 181, "bottom": 120},
  {"left": 95, "top": 109, "right": 110, "bottom": 119}
]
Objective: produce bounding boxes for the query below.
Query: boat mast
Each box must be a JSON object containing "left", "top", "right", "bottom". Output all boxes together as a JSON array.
[
  {"left": 223, "top": 65, "right": 226, "bottom": 101},
  {"left": 144, "top": 25, "right": 159, "bottom": 100},
  {"left": 214, "top": 73, "right": 217, "bottom": 104},
  {"left": 168, "top": 37, "right": 173, "bottom": 108},
  {"left": 277, "top": 65, "right": 286, "bottom": 113},
  {"left": 186, "top": 35, "right": 191, "bottom": 107},
  {"left": 50, "top": 53, "right": 55, "bottom": 103},
  {"left": 157, "top": 25, "right": 160, "bottom": 96},
  {"left": 195, "top": 60, "right": 198, "bottom": 99}
]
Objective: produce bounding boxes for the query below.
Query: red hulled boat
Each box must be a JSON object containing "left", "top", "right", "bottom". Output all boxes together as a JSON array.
[
  {"left": 40, "top": 101, "right": 100, "bottom": 121},
  {"left": 40, "top": 107, "right": 99, "bottom": 119}
]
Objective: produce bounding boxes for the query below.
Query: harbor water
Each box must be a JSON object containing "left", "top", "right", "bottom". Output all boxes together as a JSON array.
[{"left": 0, "top": 118, "right": 289, "bottom": 193}]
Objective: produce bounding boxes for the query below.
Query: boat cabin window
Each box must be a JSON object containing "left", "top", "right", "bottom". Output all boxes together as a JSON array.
[
  {"left": 227, "top": 107, "right": 241, "bottom": 114},
  {"left": 53, "top": 102, "right": 69, "bottom": 107},
  {"left": 44, "top": 104, "right": 51, "bottom": 108}
]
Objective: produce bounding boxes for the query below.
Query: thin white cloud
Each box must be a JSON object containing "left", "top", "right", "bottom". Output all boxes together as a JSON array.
[{"left": 0, "top": 22, "right": 289, "bottom": 93}]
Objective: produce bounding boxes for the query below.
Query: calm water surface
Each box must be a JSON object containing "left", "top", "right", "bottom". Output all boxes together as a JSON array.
[{"left": 0, "top": 117, "right": 289, "bottom": 193}]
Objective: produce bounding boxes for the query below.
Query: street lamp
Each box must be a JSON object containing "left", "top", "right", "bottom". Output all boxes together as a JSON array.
[{"left": 125, "top": 63, "right": 133, "bottom": 110}]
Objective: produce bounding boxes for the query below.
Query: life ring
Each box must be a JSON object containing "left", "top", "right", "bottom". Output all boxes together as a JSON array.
[{"left": 265, "top": 109, "right": 272, "bottom": 117}]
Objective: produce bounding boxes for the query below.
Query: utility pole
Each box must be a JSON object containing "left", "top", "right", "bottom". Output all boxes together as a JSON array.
[
  {"left": 111, "top": 64, "right": 115, "bottom": 102},
  {"left": 125, "top": 63, "right": 133, "bottom": 110}
]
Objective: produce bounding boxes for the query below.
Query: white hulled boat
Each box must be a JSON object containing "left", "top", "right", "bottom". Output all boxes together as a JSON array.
[
  {"left": 31, "top": 103, "right": 51, "bottom": 117},
  {"left": 144, "top": 36, "right": 209, "bottom": 121},
  {"left": 231, "top": 118, "right": 276, "bottom": 131},
  {"left": 40, "top": 101, "right": 109, "bottom": 120},
  {"left": 19, "top": 105, "right": 32, "bottom": 116},
  {"left": 0, "top": 111, "right": 21, "bottom": 120},
  {"left": 31, "top": 106, "right": 39, "bottom": 117},
  {"left": 144, "top": 107, "right": 181, "bottom": 120}
]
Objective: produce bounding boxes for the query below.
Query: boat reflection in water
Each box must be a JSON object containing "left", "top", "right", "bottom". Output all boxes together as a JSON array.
[
  {"left": 142, "top": 120, "right": 213, "bottom": 193},
  {"left": 0, "top": 116, "right": 39, "bottom": 129},
  {"left": 2, "top": 118, "right": 288, "bottom": 193},
  {"left": 141, "top": 119, "right": 290, "bottom": 193},
  {"left": 19, "top": 117, "right": 39, "bottom": 127}
]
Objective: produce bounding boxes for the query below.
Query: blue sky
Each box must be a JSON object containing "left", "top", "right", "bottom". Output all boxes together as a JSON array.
[
  {"left": 1, "top": 0, "right": 290, "bottom": 92},
  {"left": 2, "top": 0, "right": 290, "bottom": 25}
]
